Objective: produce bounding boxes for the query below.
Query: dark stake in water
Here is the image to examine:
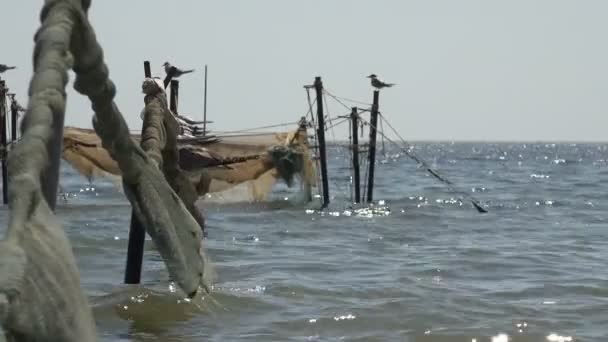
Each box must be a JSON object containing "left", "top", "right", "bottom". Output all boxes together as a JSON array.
[{"left": 1, "top": 142, "right": 603, "bottom": 341}]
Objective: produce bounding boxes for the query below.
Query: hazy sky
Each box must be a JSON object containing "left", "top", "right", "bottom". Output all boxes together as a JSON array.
[{"left": 2, "top": 0, "right": 607, "bottom": 141}]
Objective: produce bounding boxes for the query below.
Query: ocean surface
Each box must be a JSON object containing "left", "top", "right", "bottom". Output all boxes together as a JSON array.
[{"left": 1, "top": 141, "right": 607, "bottom": 341}]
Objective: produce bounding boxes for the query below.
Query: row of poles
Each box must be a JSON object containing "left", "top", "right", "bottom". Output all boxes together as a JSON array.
[
  {"left": 312, "top": 76, "right": 380, "bottom": 208},
  {"left": 1, "top": 71, "right": 378, "bottom": 282},
  {"left": 0, "top": 79, "right": 22, "bottom": 205},
  {"left": 312, "top": 78, "right": 488, "bottom": 214}
]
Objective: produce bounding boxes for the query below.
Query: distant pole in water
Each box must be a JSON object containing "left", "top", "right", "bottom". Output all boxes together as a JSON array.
[
  {"left": 351, "top": 107, "right": 361, "bottom": 203},
  {"left": 170, "top": 79, "right": 179, "bottom": 114},
  {"left": 366, "top": 90, "right": 380, "bottom": 203},
  {"left": 124, "top": 61, "right": 152, "bottom": 284},
  {"left": 0, "top": 80, "right": 8, "bottom": 204},
  {"left": 203, "top": 64, "right": 208, "bottom": 136},
  {"left": 314, "top": 76, "right": 330, "bottom": 208},
  {"left": 10, "top": 95, "right": 18, "bottom": 145}
]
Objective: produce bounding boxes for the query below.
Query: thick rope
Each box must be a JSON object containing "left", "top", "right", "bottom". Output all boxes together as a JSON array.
[
  {"left": 70, "top": 3, "right": 210, "bottom": 295},
  {"left": 2, "top": 1, "right": 97, "bottom": 340},
  {"left": 1, "top": 1, "right": 211, "bottom": 340}
]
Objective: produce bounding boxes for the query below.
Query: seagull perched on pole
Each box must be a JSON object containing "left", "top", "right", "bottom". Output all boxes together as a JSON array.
[
  {"left": 163, "top": 62, "right": 194, "bottom": 78},
  {"left": 367, "top": 74, "right": 395, "bottom": 90},
  {"left": 0, "top": 64, "right": 16, "bottom": 73}
]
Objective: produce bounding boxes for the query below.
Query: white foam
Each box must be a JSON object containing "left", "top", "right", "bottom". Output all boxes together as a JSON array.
[
  {"left": 491, "top": 333, "right": 508, "bottom": 342},
  {"left": 333, "top": 314, "right": 356, "bottom": 321},
  {"left": 547, "top": 334, "right": 573, "bottom": 342}
]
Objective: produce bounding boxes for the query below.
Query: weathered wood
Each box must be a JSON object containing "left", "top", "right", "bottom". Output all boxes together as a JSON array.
[
  {"left": 124, "top": 61, "right": 152, "bottom": 285},
  {"left": 124, "top": 214, "right": 146, "bottom": 284},
  {"left": 10, "top": 95, "right": 18, "bottom": 146},
  {"left": 314, "top": 77, "right": 330, "bottom": 208},
  {"left": 170, "top": 80, "right": 179, "bottom": 114},
  {"left": 367, "top": 91, "right": 379, "bottom": 203},
  {"left": 0, "top": 81, "right": 7, "bottom": 205},
  {"left": 143, "top": 60, "right": 151, "bottom": 78},
  {"left": 163, "top": 67, "right": 176, "bottom": 89},
  {"left": 351, "top": 107, "right": 361, "bottom": 203}
]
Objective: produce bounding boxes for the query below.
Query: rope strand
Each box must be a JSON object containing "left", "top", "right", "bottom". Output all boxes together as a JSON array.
[
  {"left": 324, "top": 88, "right": 372, "bottom": 107},
  {"left": 214, "top": 121, "right": 299, "bottom": 134},
  {"left": 360, "top": 113, "right": 488, "bottom": 213}
]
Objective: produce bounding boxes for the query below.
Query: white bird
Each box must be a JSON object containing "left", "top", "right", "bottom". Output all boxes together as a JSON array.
[
  {"left": 367, "top": 74, "right": 395, "bottom": 89},
  {"left": 0, "top": 64, "right": 16, "bottom": 73},
  {"left": 163, "top": 62, "right": 194, "bottom": 78}
]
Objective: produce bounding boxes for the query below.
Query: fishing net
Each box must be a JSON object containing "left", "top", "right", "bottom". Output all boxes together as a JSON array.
[{"left": 62, "top": 125, "right": 316, "bottom": 202}]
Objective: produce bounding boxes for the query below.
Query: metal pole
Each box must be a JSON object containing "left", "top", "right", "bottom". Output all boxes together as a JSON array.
[
  {"left": 314, "top": 77, "right": 330, "bottom": 208},
  {"left": 351, "top": 107, "right": 361, "bottom": 203},
  {"left": 124, "top": 61, "right": 151, "bottom": 284},
  {"left": 366, "top": 91, "right": 379, "bottom": 203},
  {"left": 0, "top": 81, "right": 8, "bottom": 205},
  {"left": 203, "top": 64, "right": 207, "bottom": 135}
]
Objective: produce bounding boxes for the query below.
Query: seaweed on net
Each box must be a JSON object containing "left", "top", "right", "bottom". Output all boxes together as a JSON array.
[{"left": 268, "top": 145, "right": 305, "bottom": 187}]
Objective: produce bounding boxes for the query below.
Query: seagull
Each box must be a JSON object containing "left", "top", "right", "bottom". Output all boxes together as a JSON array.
[
  {"left": 0, "top": 64, "right": 16, "bottom": 73},
  {"left": 367, "top": 74, "right": 395, "bottom": 90},
  {"left": 163, "top": 62, "right": 194, "bottom": 78}
]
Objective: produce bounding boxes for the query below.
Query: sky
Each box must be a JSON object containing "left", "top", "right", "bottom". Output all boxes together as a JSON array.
[{"left": 1, "top": 0, "right": 607, "bottom": 142}]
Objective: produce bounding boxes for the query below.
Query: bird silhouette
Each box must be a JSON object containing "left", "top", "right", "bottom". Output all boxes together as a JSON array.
[
  {"left": 163, "top": 62, "right": 194, "bottom": 78},
  {"left": 367, "top": 74, "right": 395, "bottom": 89},
  {"left": 0, "top": 64, "right": 16, "bottom": 73}
]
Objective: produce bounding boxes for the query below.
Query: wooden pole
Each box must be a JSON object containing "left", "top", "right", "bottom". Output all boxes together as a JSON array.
[
  {"left": 366, "top": 91, "right": 379, "bottom": 203},
  {"left": 170, "top": 80, "right": 179, "bottom": 114},
  {"left": 0, "top": 80, "right": 8, "bottom": 205},
  {"left": 143, "top": 60, "right": 151, "bottom": 79},
  {"left": 314, "top": 77, "right": 330, "bottom": 208},
  {"left": 124, "top": 213, "right": 146, "bottom": 284},
  {"left": 203, "top": 64, "right": 207, "bottom": 135},
  {"left": 351, "top": 107, "right": 361, "bottom": 203},
  {"left": 124, "top": 61, "right": 151, "bottom": 284},
  {"left": 10, "top": 97, "right": 18, "bottom": 145},
  {"left": 163, "top": 67, "right": 175, "bottom": 89}
]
